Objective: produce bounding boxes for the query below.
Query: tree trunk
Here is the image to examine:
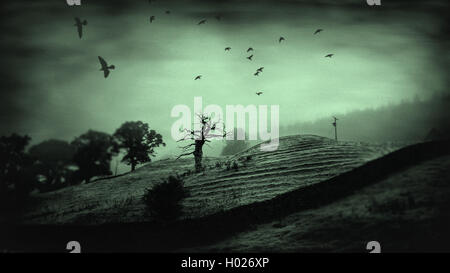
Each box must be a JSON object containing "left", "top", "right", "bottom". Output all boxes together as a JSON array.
[{"left": 193, "top": 140, "right": 204, "bottom": 172}]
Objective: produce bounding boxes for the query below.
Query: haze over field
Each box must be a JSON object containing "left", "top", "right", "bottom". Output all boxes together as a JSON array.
[
  {"left": 1, "top": 0, "right": 450, "bottom": 253},
  {"left": 1, "top": 1, "right": 448, "bottom": 172}
]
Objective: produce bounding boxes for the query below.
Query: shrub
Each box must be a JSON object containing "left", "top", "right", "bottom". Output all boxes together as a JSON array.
[
  {"left": 225, "top": 161, "right": 231, "bottom": 171},
  {"left": 143, "top": 175, "right": 189, "bottom": 222},
  {"left": 232, "top": 161, "right": 239, "bottom": 171}
]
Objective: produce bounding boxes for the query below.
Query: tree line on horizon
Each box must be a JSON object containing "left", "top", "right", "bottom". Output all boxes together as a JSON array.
[
  {"left": 0, "top": 121, "right": 166, "bottom": 210},
  {"left": 0, "top": 118, "right": 252, "bottom": 206},
  {"left": 281, "top": 93, "right": 450, "bottom": 142}
]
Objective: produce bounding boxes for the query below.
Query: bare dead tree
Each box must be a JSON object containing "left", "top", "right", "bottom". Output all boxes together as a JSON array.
[{"left": 177, "top": 113, "right": 228, "bottom": 172}]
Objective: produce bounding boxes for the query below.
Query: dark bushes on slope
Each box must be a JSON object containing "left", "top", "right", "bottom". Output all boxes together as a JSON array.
[{"left": 143, "top": 175, "right": 189, "bottom": 222}]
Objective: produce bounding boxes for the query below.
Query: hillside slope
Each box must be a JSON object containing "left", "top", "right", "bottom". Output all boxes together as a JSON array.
[
  {"left": 181, "top": 154, "right": 450, "bottom": 252},
  {"left": 182, "top": 135, "right": 399, "bottom": 217},
  {"left": 21, "top": 135, "right": 400, "bottom": 225},
  {"left": 2, "top": 139, "right": 448, "bottom": 252}
]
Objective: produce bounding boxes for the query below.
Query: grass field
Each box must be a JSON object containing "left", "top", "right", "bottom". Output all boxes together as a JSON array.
[
  {"left": 181, "top": 154, "right": 450, "bottom": 252},
  {"left": 21, "top": 135, "right": 401, "bottom": 225},
  {"left": 2, "top": 137, "right": 449, "bottom": 252}
]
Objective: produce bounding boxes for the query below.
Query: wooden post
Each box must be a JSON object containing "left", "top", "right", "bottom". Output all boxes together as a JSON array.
[
  {"left": 114, "top": 158, "right": 119, "bottom": 176},
  {"left": 332, "top": 116, "right": 338, "bottom": 141}
]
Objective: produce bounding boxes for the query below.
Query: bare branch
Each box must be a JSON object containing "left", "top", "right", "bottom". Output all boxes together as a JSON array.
[
  {"left": 205, "top": 134, "right": 225, "bottom": 139},
  {"left": 179, "top": 143, "right": 196, "bottom": 151},
  {"left": 204, "top": 142, "right": 212, "bottom": 148},
  {"left": 177, "top": 135, "right": 192, "bottom": 142},
  {"left": 180, "top": 128, "right": 202, "bottom": 136},
  {"left": 176, "top": 151, "right": 194, "bottom": 160}
]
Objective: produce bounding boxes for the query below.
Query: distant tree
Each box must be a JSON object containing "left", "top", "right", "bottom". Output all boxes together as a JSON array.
[
  {"left": 177, "top": 114, "right": 228, "bottom": 172},
  {"left": 29, "top": 139, "right": 76, "bottom": 192},
  {"left": 0, "top": 134, "right": 36, "bottom": 211},
  {"left": 71, "top": 130, "right": 119, "bottom": 183},
  {"left": 221, "top": 128, "right": 249, "bottom": 156},
  {"left": 114, "top": 121, "right": 166, "bottom": 171}
]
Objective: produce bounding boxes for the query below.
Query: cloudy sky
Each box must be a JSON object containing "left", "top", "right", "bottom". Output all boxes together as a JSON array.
[{"left": 0, "top": 0, "right": 448, "bottom": 160}]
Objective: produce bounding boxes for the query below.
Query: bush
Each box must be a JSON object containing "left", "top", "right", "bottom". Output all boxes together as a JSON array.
[
  {"left": 143, "top": 175, "right": 189, "bottom": 222},
  {"left": 225, "top": 161, "right": 231, "bottom": 171},
  {"left": 232, "top": 161, "right": 239, "bottom": 171}
]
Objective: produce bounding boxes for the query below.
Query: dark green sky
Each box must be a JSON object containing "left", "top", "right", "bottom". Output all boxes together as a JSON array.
[{"left": 0, "top": 0, "right": 448, "bottom": 159}]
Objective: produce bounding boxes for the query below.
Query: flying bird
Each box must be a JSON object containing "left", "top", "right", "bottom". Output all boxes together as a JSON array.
[
  {"left": 256, "top": 92, "right": 263, "bottom": 96},
  {"left": 247, "top": 55, "right": 253, "bottom": 60},
  {"left": 150, "top": 16, "right": 155, "bottom": 23},
  {"left": 325, "top": 54, "right": 334, "bottom": 58},
  {"left": 194, "top": 75, "right": 202, "bottom": 80},
  {"left": 279, "top": 36, "right": 285, "bottom": 43},
  {"left": 98, "top": 56, "right": 115, "bottom": 78},
  {"left": 314, "top": 29, "right": 323, "bottom": 35},
  {"left": 215, "top": 15, "right": 222, "bottom": 21},
  {"left": 165, "top": 10, "right": 171, "bottom": 14},
  {"left": 247, "top": 47, "right": 253, "bottom": 52},
  {"left": 198, "top": 19, "right": 206, "bottom": 25},
  {"left": 74, "top": 17, "right": 87, "bottom": 39},
  {"left": 257, "top": 67, "right": 264, "bottom": 72},
  {"left": 225, "top": 47, "right": 231, "bottom": 51},
  {"left": 254, "top": 71, "right": 260, "bottom": 76}
]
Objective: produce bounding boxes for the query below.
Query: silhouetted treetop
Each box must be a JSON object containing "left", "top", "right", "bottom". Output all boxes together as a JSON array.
[
  {"left": 71, "top": 130, "right": 119, "bottom": 183},
  {"left": 114, "top": 121, "right": 166, "bottom": 171}
]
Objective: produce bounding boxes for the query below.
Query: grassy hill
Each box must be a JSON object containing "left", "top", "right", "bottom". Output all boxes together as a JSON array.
[
  {"left": 2, "top": 137, "right": 449, "bottom": 252},
  {"left": 181, "top": 154, "right": 450, "bottom": 252},
  {"left": 21, "top": 135, "right": 400, "bottom": 225}
]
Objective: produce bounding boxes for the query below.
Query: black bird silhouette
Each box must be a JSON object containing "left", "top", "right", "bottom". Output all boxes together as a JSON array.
[
  {"left": 215, "top": 15, "right": 222, "bottom": 21},
  {"left": 254, "top": 71, "right": 260, "bottom": 76},
  {"left": 74, "top": 17, "right": 87, "bottom": 39},
  {"left": 314, "top": 29, "right": 323, "bottom": 35},
  {"left": 194, "top": 75, "right": 202, "bottom": 80},
  {"left": 279, "top": 36, "right": 285, "bottom": 43},
  {"left": 325, "top": 54, "right": 334, "bottom": 58},
  {"left": 98, "top": 56, "right": 115, "bottom": 78},
  {"left": 150, "top": 16, "right": 155, "bottom": 23},
  {"left": 198, "top": 19, "right": 206, "bottom": 25},
  {"left": 256, "top": 92, "right": 263, "bottom": 96},
  {"left": 257, "top": 67, "right": 264, "bottom": 72},
  {"left": 247, "top": 47, "right": 253, "bottom": 52},
  {"left": 225, "top": 47, "right": 231, "bottom": 51},
  {"left": 166, "top": 10, "right": 171, "bottom": 14},
  {"left": 247, "top": 55, "right": 253, "bottom": 61}
]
